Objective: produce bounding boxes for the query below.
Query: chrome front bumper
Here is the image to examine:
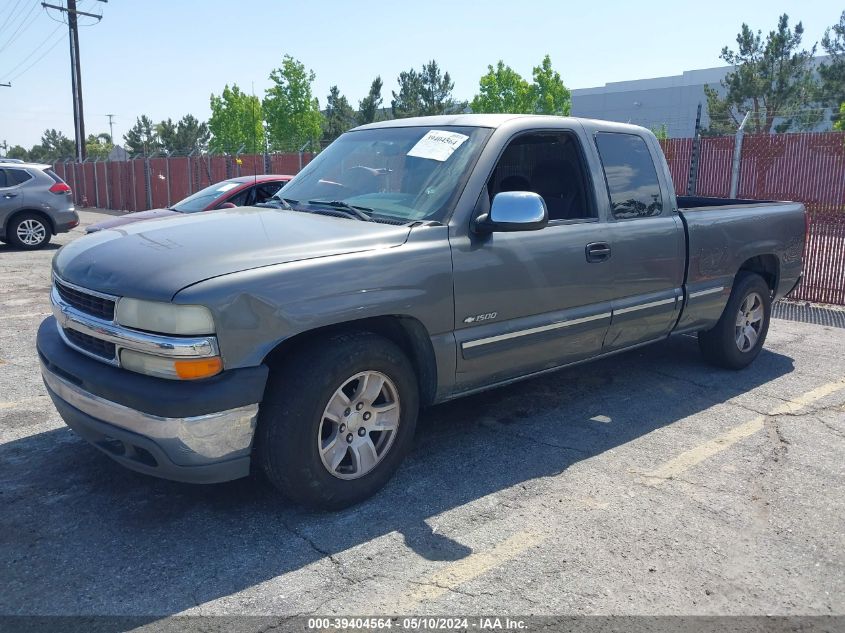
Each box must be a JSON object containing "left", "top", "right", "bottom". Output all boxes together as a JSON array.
[{"left": 41, "top": 359, "right": 259, "bottom": 483}]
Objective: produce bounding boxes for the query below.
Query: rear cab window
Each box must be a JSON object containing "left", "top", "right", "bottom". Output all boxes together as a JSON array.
[{"left": 594, "top": 132, "right": 663, "bottom": 219}]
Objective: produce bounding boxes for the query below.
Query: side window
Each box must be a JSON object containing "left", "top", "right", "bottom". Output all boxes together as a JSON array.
[
  {"left": 594, "top": 132, "right": 663, "bottom": 219},
  {"left": 0, "top": 170, "right": 7, "bottom": 188},
  {"left": 255, "top": 182, "right": 282, "bottom": 203},
  {"left": 226, "top": 187, "right": 252, "bottom": 207},
  {"left": 487, "top": 132, "right": 596, "bottom": 221},
  {"left": 5, "top": 169, "right": 32, "bottom": 186}
]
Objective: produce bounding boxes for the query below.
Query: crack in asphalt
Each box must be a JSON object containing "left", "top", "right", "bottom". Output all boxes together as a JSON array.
[
  {"left": 405, "top": 578, "right": 483, "bottom": 599},
  {"left": 813, "top": 416, "right": 845, "bottom": 439}
]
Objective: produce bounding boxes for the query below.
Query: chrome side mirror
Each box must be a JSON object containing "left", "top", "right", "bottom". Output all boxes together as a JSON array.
[{"left": 474, "top": 191, "right": 548, "bottom": 233}]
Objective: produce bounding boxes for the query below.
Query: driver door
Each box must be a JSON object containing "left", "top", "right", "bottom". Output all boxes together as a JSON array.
[{"left": 450, "top": 129, "right": 616, "bottom": 391}]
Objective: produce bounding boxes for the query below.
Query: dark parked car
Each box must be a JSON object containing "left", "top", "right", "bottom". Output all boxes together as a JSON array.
[
  {"left": 85, "top": 174, "right": 293, "bottom": 233},
  {"left": 0, "top": 162, "right": 78, "bottom": 249}
]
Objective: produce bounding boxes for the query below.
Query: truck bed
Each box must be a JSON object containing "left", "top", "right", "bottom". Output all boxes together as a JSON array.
[
  {"left": 673, "top": 199, "right": 806, "bottom": 333},
  {"left": 677, "top": 195, "right": 774, "bottom": 210}
]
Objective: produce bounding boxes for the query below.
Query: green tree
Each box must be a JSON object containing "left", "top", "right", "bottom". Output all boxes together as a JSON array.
[
  {"left": 124, "top": 115, "right": 160, "bottom": 155},
  {"left": 156, "top": 118, "right": 178, "bottom": 152},
  {"left": 6, "top": 145, "right": 28, "bottom": 160},
  {"left": 704, "top": 14, "right": 819, "bottom": 135},
  {"left": 357, "top": 76, "right": 384, "bottom": 125},
  {"left": 85, "top": 133, "right": 113, "bottom": 160},
  {"left": 263, "top": 55, "right": 323, "bottom": 152},
  {"left": 391, "top": 60, "right": 464, "bottom": 118},
  {"left": 530, "top": 55, "right": 571, "bottom": 115},
  {"left": 158, "top": 114, "right": 210, "bottom": 153},
  {"left": 323, "top": 86, "right": 356, "bottom": 142},
  {"left": 650, "top": 124, "right": 670, "bottom": 140},
  {"left": 834, "top": 103, "right": 845, "bottom": 131},
  {"left": 820, "top": 11, "right": 845, "bottom": 127},
  {"left": 27, "top": 144, "right": 48, "bottom": 162},
  {"left": 39, "top": 129, "right": 75, "bottom": 158},
  {"left": 209, "top": 85, "right": 264, "bottom": 153},
  {"left": 470, "top": 61, "right": 533, "bottom": 114},
  {"left": 391, "top": 68, "right": 423, "bottom": 118}
]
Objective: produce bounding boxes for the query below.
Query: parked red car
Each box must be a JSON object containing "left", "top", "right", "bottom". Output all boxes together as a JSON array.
[{"left": 85, "top": 174, "right": 293, "bottom": 233}]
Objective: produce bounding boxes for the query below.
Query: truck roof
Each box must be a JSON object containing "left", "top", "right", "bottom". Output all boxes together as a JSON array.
[{"left": 353, "top": 113, "right": 650, "bottom": 134}]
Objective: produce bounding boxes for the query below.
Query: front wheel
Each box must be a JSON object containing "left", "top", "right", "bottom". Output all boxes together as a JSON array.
[
  {"left": 257, "top": 332, "right": 419, "bottom": 510},
  {"left": 698, "top": 272, "right": 771, "bottom": 369}
]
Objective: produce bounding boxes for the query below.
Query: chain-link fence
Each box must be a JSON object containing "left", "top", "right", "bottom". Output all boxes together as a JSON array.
[
  {"left": 660, "top": 131, "right": 845, "bottom": 305},
  {"left": 52, "top": 151, "right": 315, "bottom": 213}
]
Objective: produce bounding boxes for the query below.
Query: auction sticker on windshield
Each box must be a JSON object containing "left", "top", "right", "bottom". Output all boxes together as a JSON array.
[
  {"left": 217, "top": 183, "right": 239, "bottom": 192},
  {"left": 407, "top": 130, "right": 469, "bottom": 161}
]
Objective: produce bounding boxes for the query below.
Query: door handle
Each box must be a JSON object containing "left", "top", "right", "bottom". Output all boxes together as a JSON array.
[
  {"left": 585, "top": 242, "right": 611, "bottom": 263},
  {"left": 3, "top": 193, "right": 17, "bottom": 199}
]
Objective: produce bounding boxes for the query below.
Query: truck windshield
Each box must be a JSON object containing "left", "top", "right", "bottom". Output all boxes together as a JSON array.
[{"left": 275, "top": 126, "right": 491, "bottom": 223}]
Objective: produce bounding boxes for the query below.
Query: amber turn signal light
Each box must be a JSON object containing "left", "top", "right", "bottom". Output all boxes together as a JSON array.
[{"left": 173, "top": 356, "right": 223, "bottom": 380}]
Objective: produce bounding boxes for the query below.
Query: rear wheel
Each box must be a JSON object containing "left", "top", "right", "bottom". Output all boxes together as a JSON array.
[
  {"left": 8, "top": 213, "right": 50, "bottom": 250},
  {"left": 257, "top": 331, "right": 419, "bottom": 510},
  {"left": 698, "top": 272, "right": 771, "bottom": 369}
]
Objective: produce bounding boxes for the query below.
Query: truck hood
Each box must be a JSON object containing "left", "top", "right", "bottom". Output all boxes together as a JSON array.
[{"left": 53, "top": 206, "right": 412, "bottom": 301}]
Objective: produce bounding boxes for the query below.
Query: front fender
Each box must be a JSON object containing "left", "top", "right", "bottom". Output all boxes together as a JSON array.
[{"left": 174, "top": 225, "right": 455, "bottom": 369}]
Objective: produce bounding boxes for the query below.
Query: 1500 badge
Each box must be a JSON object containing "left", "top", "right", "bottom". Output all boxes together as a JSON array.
[{"left": 463, "top": 312, "right": 498, "bottom": 324}]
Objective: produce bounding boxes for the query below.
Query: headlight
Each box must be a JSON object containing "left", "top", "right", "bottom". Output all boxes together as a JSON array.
[
  {"left": 115, "top": 298, "right": 215, "bottom": 335},
  {"left": 120, "top": 349, "right": 223, "bottom": 380}
]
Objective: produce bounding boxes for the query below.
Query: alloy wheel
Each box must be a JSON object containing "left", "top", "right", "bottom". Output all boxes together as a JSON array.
[{"left": 317, "top": 371, "right": 401, "bottom": 480}]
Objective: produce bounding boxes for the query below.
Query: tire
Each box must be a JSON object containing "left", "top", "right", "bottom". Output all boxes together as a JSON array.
[
  {"left": 7, "top": 213, "right": 51, "bottom": 250},
  {"left": 698, "top": 272, "right": 771, "bottom": 369},
  {"left": 257, "top": 331, "right": 419, "bottom": 510}
]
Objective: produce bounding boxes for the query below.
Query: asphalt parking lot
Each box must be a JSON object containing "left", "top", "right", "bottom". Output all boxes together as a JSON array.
[{"left": 1, "top": 209, "right": 844, "bottom": 622}]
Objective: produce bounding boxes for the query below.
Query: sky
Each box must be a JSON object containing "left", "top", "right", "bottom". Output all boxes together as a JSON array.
[{"left": 0, "top": 0, "right": 841, "bottom": 149}]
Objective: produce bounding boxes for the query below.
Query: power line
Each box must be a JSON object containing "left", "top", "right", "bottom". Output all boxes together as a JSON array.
[
  {"left": 6, "top": 27, "right": 65, "bottom": 82},
  {"left": 0, "top": 22, "right": 62, "bottom": 79},
  {"left": 0, "top": 0, "right": 29, "bottom": 36},
  {"left": 0, "top": 0, "right": 40, "bottom": 54}
]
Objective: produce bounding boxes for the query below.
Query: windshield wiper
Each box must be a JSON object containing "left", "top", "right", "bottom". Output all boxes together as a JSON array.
[
  {"left": 307, "top": 199, "right": 373, "bottom": 221},
  {"left": 256, "top": 197, "right": 298, "bottom": 211}
]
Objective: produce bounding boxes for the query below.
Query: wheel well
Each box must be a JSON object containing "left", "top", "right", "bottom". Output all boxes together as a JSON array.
[
  {"left": 262, "top": 316, "right": 439, "bottom": 406},
  {"left": 5, "top": 209, "right": 55, "bottom": 235},
  {"left": 738, "top": 255, "right": 779, "bottom": 294}
]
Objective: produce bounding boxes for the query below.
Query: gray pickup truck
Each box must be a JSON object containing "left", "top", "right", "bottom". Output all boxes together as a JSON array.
[{"left": 38, "top": 114, "right": 805, "bottom": 508}]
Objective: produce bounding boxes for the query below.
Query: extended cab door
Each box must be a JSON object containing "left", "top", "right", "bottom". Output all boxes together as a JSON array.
[
  {"left": 449, "top": 125, "right": 617, "bottom": 391},
  {"left": 588, "top": 129, "right": 685, "bottom": 351}
]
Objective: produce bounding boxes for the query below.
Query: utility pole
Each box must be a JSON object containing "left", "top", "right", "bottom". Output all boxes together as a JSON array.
[
  {"left": 41, "top": 1, "right": 106, "bottom": 162},
  {"left": 106, "top": 113, "right": 115, "bottom": 143}
]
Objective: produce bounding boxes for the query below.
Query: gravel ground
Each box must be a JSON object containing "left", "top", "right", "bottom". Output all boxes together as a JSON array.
[{"left": 1, "top": 209, "right": 844, "bottom": 624}]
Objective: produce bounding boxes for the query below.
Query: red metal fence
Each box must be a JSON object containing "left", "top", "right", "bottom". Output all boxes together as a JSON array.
[
  {"left": 52, "top": 152, "right": 313, "bottom": 214},
  {"left": 54, "top": 135, "right": 845, "bottom": 305},
  {"left": 661, "top": 133, "right": 845, "bottom": 305}
]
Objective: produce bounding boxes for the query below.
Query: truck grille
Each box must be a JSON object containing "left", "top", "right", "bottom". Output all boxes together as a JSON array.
[
  {"left": 63, "top": 328, "right": 116, "bottom": 361},
  {"left": 55, "top": 279, "right": 116, "bottom": 321}
]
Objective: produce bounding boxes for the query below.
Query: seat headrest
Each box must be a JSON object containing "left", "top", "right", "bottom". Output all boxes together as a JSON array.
[{"left": 499, "top": 175, "right": 531, "bottom": 193}]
